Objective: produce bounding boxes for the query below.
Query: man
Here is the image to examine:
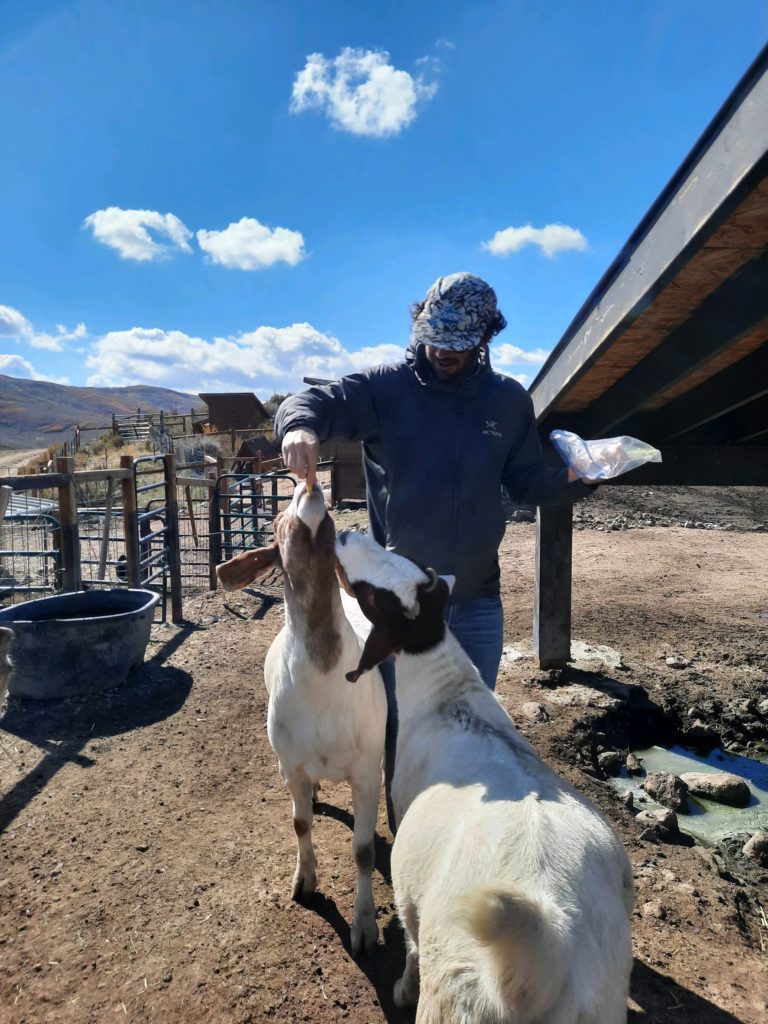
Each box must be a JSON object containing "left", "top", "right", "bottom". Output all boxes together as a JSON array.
[{"left": 277, "top": 271, "right": 594, "bottom": 687}]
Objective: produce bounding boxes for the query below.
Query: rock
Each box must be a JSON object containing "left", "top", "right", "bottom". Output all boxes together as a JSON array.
[
  {"left": 691, "top": 846, "right": 726, "bottom": 877},
  {"left": 742, "top": 832, "right": 768, "bottom": 866},
  {"left": 520, "top": 701, "right": 549, "bottom": 723},
  {"left": 626, "top": 753, "right": 643, "bottom": 776},
  {"left": 510, "top": 509, "right": 535, "bottom": 523},
  {"left": 543, "top": 685, "right": 621, "bottom": 710},
  {"left": 619, "top": 790, "right": 634, "bottom": 810},
  {"left": 643, "top": 772, "right": 689, "bottom": 812},
  {"left": 597, "top": 751, "right": 624, "bottom": 776},
  {"left": 684, "top": 719, "right": 719, "bottom": 743},
  {"left": 665, "top": 654, "right": 689, "bottom": 669},
  {"left": 636, "top": 808, "right": 679, "bottom": 838},
  {"left": 680, "top": 771, "right": 751, "bottom": 808},
  {"left": 756, "top": 698, "right": 768, "bottom": 717},
  {"left": 641, "top": 899, "right": 667, "bottom": 920}
]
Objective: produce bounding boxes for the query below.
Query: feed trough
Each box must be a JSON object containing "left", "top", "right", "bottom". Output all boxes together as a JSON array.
[{"left": 0, "top": 589, "right": 160, "bottom": 700}]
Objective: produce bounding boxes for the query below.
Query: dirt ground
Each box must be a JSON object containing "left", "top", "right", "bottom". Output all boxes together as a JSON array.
[{"left": 1, "top": 486, "right": 766, "bottom": 1023}]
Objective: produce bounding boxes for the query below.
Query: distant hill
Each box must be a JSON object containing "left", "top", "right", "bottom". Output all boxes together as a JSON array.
[{"left": 0, "top": 375, "right": 199, "bottom": 449}]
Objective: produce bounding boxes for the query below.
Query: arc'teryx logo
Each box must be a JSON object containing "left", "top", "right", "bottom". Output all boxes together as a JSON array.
[{"left": 482, "top": 419, "right": 502, "bottom": 438}]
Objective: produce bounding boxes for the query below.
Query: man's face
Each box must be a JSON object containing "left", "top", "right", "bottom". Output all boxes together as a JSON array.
[{"left": 424, "top": 343, "right": 482, "bottom": 380}]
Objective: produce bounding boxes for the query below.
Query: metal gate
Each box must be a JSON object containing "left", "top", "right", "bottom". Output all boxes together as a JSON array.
[{"left": 211, "top": 472, "right": 296, "bottom": 566}]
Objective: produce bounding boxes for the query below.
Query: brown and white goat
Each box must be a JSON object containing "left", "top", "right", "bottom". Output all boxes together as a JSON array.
[
  {"left": 217, "top": 484, "right": 386, "bottom": 955},
  {"left": 336, "top": 529, "right": 634, "bottom": 1023}
]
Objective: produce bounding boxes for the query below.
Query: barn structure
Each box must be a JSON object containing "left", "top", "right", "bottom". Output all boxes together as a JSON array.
[
  {"left": 196, "top": 392, "right": 269, "bottom": 433},
  {"left": 530, "top": 43, "right": 768, "bottom": 667}
]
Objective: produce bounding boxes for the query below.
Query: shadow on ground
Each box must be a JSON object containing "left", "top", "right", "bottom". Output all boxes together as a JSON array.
[
  {"left": 630, "top": 959, "right": 746, "bottom": 1022},
  {"left": 0, "top": 656, "right": 193, "bottom": 833}
]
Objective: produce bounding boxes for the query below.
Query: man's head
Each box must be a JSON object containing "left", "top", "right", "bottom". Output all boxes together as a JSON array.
[{"left": 410, "top": 272, "right": 507, "bottom": 380}]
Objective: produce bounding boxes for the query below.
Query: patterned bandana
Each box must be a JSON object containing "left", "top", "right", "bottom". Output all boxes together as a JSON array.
[{"left": 409, "top": 272, "right": 506, "bottom": 351}]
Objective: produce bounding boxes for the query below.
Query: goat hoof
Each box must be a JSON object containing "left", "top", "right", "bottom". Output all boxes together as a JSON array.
[
  {"left": 393, "top": 976, "right": 418, "bottom": 1007},
  {"left": 291, "top": 870, "right": 316, "bottom": 902},
  {"left": 350, "top": 916, "right": 379, "bottom": 957}
]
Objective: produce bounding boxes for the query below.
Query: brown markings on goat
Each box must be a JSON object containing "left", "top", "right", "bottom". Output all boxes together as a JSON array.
[
  {"left": 280, "top": 510, "right": 342, "bottom": 672},
  {"left": 355, "top": 842, "right": 375, "bottom": 873},
  {"left": 293, "top": 817, "right": 309, "bottom": 837}
]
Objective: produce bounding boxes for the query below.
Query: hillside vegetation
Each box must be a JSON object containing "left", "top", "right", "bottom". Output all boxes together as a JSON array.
[{"left": 0, "top": 375, "right": 198, "bottom": 449}]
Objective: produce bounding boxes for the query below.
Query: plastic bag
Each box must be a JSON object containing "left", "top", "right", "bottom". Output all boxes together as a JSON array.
[{"left": 550, "top": 429, "right": 662, "bottom": 481}]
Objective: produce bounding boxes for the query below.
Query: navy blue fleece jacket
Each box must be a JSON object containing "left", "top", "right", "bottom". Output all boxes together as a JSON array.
[{"left": 275, "top": 345, "right": 593, "bottom": 603}]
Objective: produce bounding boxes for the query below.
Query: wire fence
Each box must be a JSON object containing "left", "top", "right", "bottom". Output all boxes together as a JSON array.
[{"left": 0, "top": 454, "right": 342, "bottom": 619}]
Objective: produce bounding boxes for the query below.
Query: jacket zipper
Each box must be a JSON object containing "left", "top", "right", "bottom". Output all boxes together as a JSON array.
[{"left": 449, "top": 385, "right": 464, "bottom": 594}]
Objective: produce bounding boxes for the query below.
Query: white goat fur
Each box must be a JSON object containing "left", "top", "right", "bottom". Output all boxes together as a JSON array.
[
  {"left": 337, "top": 531, "right": 634, "bottom": 1023},
  {"left": 219, "top": 487, "right": 387, "bottom": 955}
]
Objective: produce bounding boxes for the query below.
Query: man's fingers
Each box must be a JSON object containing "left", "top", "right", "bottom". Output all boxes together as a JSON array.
[{"left": 282, "top": 429, "right": 319, "bottom": 483}]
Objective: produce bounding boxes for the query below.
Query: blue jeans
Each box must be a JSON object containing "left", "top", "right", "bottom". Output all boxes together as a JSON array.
[{"left": 382, "top": 595, "right": 503, "bottom": 833}]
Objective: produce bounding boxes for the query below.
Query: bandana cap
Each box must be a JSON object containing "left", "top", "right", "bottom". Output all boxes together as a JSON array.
[{"left": 410, "top": 272, "right": 506, "bottom": 351}]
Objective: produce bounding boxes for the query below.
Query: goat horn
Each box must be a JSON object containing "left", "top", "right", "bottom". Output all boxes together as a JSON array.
[{"left": 422, "top": 567, "right": 439, "bottom": 592}]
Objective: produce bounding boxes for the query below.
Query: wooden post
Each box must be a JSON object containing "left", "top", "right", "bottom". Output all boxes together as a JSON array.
[
  {"left": 97, "top": 478, "right": 115, "bottom": 580},
  {"left": 533, "top": 503, "right": 573, "bottom": 669},
  {"left": 0, "top": 484, "right": 13, "bottom": 521},
  {"left": 163, "top": 452, "right": 184, "bottom": 623},
  {"left": 55, "top": 456, "right": 82, "bottom": 592},
  {"left": 120, "top": 454, "right": 140, "bottom": 587}
]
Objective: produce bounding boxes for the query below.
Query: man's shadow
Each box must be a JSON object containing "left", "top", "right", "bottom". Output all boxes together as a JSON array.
[{"left": 0, "top": 637, "right": 194, "bottom": 834}]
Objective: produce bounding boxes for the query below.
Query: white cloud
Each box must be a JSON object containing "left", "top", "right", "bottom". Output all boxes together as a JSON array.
[
  {"left": 197, "top": 217, "right": 305, "bottom": 271},
  {"left": 56, "top": 322, "right": 87, "bottom": 340},
  {"left": 0, "top": 353, "right": 68, "bottom": 383},
  {"left": 0, "top": 305, "right": 32, "bottom": 338},
  {"left": 493, "top": 343, "right": 550, "bottom": 367},
  {"left": 27, "top": 332, "right": 64, "bottom": 351},
  {"left": 349, "top": 343, "right": 404, "bottom": 369},
  {"left": 483, "top": 223, "right": 588, "bottom": 259},
  {"left": 0, "top": 304, "right": 89, "bottom": 351},
  {"left": 83, "top": 207, "right": 193, "bottom": 262},
  {"left": 290, "top": 47, "right": 437, "bottom": 137},
  {"left": 86, "top": 323, "right": 403, "bottom": 393}
]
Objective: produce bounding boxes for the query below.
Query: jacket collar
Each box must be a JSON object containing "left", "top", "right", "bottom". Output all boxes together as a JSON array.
[{"left": 406, "top": 342, "right": 491, "bottom": 392}]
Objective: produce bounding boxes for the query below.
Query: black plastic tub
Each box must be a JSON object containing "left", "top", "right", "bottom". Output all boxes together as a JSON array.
[{"left": 0, "top": 589, "right": 160, "bottom": 700}]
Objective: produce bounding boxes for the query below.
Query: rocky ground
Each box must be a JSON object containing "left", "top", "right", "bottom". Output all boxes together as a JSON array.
[{"left": 0, "top": 485, "right": 766, "bottom": 1023}]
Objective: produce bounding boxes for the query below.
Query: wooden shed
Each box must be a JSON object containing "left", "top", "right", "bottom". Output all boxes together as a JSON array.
[
  {"left": 529, "top": 43, "right": 768, "bottom": 667},
  {"left": 197, "top": 393, "right": 269, "bottom": 433}
]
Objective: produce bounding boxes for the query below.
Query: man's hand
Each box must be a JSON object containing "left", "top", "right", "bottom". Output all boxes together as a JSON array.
[
  {"left": 282, "top": 428, "right": 319, "bottom": 486},
  {"left": 568, "top": 468, "right": 598, "bottom": 485}
]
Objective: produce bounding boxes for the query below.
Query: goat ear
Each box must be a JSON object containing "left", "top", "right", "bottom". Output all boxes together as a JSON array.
[
  {"left": 346, "top": 622, "right": 400, "bottom": 683},
  {"left": 335, "top": 560, "right": 357, "bottom": 598},
  {"left": 216, "top": 545, "right": 280, "bottom": 591}
]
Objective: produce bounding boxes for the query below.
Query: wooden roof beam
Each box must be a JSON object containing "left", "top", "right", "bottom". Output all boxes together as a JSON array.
[
  {"left": 598, "top": 445, "right": 768, "bottom": 486},
  {"left": 575, "top": 251, "right": 768, "bottom": 437}
]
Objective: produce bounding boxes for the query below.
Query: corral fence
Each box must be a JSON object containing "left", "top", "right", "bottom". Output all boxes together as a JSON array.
[{"left": 0, "top": 452, "right": 342, "bottom": 622}]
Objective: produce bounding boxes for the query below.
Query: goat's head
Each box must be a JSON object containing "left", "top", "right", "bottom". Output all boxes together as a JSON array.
[
  {"left": 217, "top": 482, "right": 334, "bottom": 592},
  {"left": 335, "top": 531, "right": 453, "bottom": 682}
]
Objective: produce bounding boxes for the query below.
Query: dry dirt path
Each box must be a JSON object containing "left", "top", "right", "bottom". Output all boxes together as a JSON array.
[{"left": 0, "top": 524, "right": 766, "bottom": 1023}]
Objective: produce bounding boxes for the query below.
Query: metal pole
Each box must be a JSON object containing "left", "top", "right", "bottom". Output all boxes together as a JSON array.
[
  {"left": 163, "top": 452, "right": 184, "bottom": 623},
  {"left": 120, "top": 454, "right": 140, "bottom": 587}
]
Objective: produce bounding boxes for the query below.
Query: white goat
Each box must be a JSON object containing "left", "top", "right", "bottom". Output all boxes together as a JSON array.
[
  {"left": 336, "top": 530, "right": 634, "bottom": 1023},
  {"left": 217, "top": 484, "right": 386, "bottom": 955}
]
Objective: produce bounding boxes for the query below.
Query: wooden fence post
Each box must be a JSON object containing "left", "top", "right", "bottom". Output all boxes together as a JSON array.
[
  {"left": 120, "top": 454, "right": 141, "bottom": 587},
  {"left": 533, "top": 503, "right": 573, "bottom": 669},
  {"left": 163, "top": 452, "right": 184, "bottom": 623},
  {"left": 55, "top": 456, "right": 82, "bottom": 592}
]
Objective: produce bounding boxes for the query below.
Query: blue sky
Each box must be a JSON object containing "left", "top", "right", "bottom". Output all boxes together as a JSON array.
[{"left": 1, "top": 0, "right": 765, "bottom": 400}]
